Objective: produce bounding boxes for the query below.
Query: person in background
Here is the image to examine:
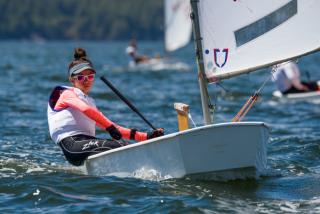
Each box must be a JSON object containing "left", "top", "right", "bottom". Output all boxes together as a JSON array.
[
  {"left": 272, "top": 61, "right": 319, "bottom": 94},
  {"left": 125, "top": 38, "right": 149, "bottom": 64},
  {"left": 47, "top": 48, "right": 164, "bottom": 166}
]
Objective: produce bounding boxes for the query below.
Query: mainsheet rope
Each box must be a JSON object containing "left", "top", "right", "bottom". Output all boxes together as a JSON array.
[{"left": 232, "top": 66, "right": 278, "bottom": 122}]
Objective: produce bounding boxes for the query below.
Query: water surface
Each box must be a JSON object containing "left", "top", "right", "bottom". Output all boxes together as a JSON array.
[{"left": 1, "top": 41, "right": 320, "bottom": 213}]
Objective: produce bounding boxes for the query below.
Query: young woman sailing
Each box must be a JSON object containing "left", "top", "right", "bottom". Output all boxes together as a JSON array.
[{"left": 47, "top": 48, "right": 164, "bottom": 166}]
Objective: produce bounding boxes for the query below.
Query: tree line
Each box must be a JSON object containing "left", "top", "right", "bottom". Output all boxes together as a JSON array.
[{"left": 0, "top": 0, "right": 163, "bottom": 40}]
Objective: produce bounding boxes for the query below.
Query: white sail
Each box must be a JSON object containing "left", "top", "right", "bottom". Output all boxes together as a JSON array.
[
  {"left": 197, "top": 0, "right": 320, "bottom": 82},
  {"left": 165, "top": 0, "right": 192, "bottom": 52}
]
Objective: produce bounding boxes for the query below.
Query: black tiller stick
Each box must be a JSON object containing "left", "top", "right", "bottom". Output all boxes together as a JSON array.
[{"left": 100, "top": 76, "right": 156, "bottom": 130}]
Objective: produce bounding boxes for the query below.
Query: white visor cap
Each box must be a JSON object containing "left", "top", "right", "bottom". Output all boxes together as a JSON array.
[{"left": 69, "top": 62, "right": 95, "bottom": 76}]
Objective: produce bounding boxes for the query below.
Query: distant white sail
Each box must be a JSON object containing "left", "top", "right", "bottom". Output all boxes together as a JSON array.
[
  {"left": 165, "top": 0, "right": 192, "bottom": 52},
  {"left": 197, "top": 0, "right": 320, "bottom": 82}
]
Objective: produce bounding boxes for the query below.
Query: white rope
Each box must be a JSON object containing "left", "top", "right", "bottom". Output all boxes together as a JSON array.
[{"left": 188, "top": 113, "right": 197, "bottom": 128}]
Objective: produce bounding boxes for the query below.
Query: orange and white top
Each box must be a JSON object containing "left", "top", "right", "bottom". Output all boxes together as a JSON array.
[{"left": 47, "top": 86, "right": 147, "bottom": 144}]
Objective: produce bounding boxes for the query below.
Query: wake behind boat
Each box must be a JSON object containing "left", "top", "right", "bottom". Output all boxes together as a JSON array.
[
  {"left": 127, "top": 57, "right": 190, "bottom": 72},
  {"left": 110, "top": 57, "right": 190, "bottom": 72}
]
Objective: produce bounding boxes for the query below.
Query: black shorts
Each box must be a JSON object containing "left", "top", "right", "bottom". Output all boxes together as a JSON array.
[{"left": 58, "top": 135, "right": 127, "bottom": 166}]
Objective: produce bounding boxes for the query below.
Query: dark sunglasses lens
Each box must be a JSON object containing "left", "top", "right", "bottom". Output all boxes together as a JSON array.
[
  {"left": 87, "top": 75, "right": 95, "bottom": 81},
  {"left": 77, "top": 75, "right": 85, "bottom": 81}
]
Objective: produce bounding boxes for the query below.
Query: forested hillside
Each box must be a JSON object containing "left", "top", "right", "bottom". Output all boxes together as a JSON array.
[{"left": 0, "top": 0, "right": 163, "bottom": 40}]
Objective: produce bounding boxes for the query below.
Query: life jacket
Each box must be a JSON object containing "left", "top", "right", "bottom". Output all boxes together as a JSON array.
[{"left": 47, "top": 86, "right": 96, "bottom": 144}]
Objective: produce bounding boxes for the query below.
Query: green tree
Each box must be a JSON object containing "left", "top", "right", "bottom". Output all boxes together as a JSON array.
[{"left": 0, "top": 0, "right": 164, "bottom": 40}]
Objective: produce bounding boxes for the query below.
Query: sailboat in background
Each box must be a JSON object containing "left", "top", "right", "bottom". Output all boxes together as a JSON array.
[
  {"left": 273, "top": 89, "right": 320, "bottom": 102},
  {"left": 125, "top": 0, "right": 192, "bottom": 72},
  {"left": 85, "top": 0, "right": 320, "bottom": 180},
  {"left": 164, "top": 0, "right": 192, "bottom": 52}
]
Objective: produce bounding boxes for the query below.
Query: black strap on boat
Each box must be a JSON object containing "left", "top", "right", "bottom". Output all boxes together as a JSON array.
[{"left": 130, "top": 129, "right": 137, "bottom": 140}]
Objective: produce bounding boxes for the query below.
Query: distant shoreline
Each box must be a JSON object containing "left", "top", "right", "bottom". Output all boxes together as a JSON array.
[
  {"left": 0, "top": 0, "right": 163, "bottom": 41},
  {"left": 0, "top": 39, "right": 163, "bottom": 42}
]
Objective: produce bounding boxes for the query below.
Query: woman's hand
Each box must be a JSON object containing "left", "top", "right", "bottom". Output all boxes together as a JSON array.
[
  {"left": 106, "top": 125, "right": 122, "bottom": 140},
  {"left": 147, "top": 128, "right": 164, "bottom": 139}
]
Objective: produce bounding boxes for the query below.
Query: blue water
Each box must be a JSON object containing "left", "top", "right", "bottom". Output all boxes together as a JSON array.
[{"left": 1, "top": 41, "right": 320, "bottom": 213}]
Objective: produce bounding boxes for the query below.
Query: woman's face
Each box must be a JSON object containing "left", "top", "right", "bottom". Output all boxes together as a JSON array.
[{"left": 69, "top": 69, "right": 95, "bottom": 95}]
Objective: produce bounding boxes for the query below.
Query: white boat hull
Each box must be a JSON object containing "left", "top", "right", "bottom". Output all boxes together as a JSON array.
[
  {"left": 273, "top": 90, "right": 320, "bottom": 102},
  {"left": 85, "top": 122, "right": 269, "bottom": 180}
]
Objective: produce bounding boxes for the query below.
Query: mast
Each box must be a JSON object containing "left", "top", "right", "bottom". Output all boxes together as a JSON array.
[
  {"left": 190, "top": 0, "right": 212, "bottom": 125},
  {"left": 163, "top": 0, "right": 169, "bottom": 54}
]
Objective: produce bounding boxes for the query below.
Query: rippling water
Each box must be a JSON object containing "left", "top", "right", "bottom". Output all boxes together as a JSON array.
[{"left": 1, "top": 41, "right": 320, "bottom": 213}]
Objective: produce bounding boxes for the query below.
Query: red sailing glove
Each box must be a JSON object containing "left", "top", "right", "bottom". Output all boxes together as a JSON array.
[
  {"left": 147, "top": 128, "right": 164, "bottom": 139},
  {"left": 106, "top": 125, "right": 122, "bottom": 140}
]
